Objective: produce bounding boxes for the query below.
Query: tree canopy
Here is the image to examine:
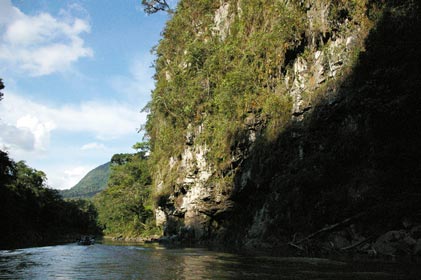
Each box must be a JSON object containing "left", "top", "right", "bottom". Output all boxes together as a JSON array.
[
  {"left": 0, "top": 158, "right": 100, "bottom": 249},
  {"left": 0, "top": 81, "right": 99, "bottom": 248},
  {"left": 94, "top": 147, "right": 159, "bottom": 237}
]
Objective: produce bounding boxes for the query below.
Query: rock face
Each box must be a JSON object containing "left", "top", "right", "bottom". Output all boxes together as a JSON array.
[
  {"left": 148, "top": 0, "right": 421, "bottom": 251},
  {"left": 373, "top": 231, "right": 415, "bottom": 256}
]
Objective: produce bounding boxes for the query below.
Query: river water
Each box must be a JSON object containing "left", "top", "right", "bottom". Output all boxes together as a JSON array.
[{"left": 1, "top": 242, "right": 420, "bottom": 279}]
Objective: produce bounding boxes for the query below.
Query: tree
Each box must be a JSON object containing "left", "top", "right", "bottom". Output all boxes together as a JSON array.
[
  {"left": 0, "top": 78, "right": 4, "bottom": 101},
  {"left": 0, "top": 150, "right": 14, "bottom": 185},
  {"left": 94, "top": 151, "right": 157, "bottom": 237},
  {"left": 141, "top": 0, "right": 172, "bottom": 14},
  {"left": 132, "top": 141, "right": 150, "bottom": 153},
  {"left": 0, "top": 80, "right": 10, "bottom": 185}
]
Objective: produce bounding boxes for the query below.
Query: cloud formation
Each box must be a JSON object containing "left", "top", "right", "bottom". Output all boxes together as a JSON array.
[
  {"left": 48, "top": 165, "right": 95, "bottom": 190},
  {"left": 110, "top": 55, "right": 155, "bottom": 102},
  {"left": 0, "top": 92, "right": 144, "bottom": 153},
  {"left": 0, "top": 92, "right": 144, "bottom": 189},
  {"left": 16, "top": 115, "right": 55, "bottom": 151},
  {"left": 0, "top": 122, "right": 34, "bottom": 151},
  {"left": 0, "top": 0, "right": 92, "bottom": 76},
  {"left": 81, "top": 142, "right": 106, "bottom": 151}
]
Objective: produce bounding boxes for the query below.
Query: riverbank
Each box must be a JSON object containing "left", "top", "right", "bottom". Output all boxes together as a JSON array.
[
  {"left": 135, "top": 222, "right": 421, "bottom": 261},
  {"left": 102, "top": 235, "right": 161, "bottom": 243},
  {"left": 0, "top": 231, "right": 100, "bottom": 250},
  {"left": 98, "top": 233, "right": 421, "bottom": 267}
]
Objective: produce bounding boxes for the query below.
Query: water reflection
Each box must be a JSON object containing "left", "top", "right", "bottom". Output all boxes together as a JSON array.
[{"left": 0, "top": 243, "right": 420, "bottom": 279}]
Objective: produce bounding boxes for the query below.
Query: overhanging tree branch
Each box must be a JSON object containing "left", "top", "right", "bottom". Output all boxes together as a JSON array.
[
  {"left": 141, "top": 0, "right": 173, "bottom": 14},
  {"left": 0, "top": 79, "right": 4, "bottom": 101}
]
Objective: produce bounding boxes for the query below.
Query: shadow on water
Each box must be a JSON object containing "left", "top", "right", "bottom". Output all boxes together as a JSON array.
[
  {"left": 1, "top": 243, "right": 421, "bottom": 279},
  {"left": 221, "top": 0, "right": 421, "bottom": 252}
]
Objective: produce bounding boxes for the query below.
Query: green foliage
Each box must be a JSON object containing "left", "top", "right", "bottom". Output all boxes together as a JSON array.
[
  {"left": 0, "top": 153, "right": 100, "bottom": 249},
  {"left": 94, "top": 150, "right": 159, "bottom": 237},
  {"left": 0, "top": 150, "right": 14, "bottom": 185},
  {"left": 0, "top": 78, "right": 99, "bottom": 249},
  {"left": 146, "top": 0, "right": 308, "bottom": 192},
  {"left": 132, "top": 141, "right": 150, "bottom": 153},
  {"left": 141, "top": 0, "right": 172, "bottom": 14},
  {"left": 60, "top": 162, "right": 110, "bottom": 199},
  {"left": 143, "top": 0, "right": 383, "bottom": 206}
]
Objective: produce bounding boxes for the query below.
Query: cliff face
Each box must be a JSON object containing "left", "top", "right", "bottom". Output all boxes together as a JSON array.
[{"left": 147, "top": 0, "right": 421, "bottom": 249}]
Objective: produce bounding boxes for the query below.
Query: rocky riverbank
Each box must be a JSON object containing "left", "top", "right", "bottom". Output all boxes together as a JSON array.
[{"left": 103, "top": 235, "right": 162, "bottom": 243}]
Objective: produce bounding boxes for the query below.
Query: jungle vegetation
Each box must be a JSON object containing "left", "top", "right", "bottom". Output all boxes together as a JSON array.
[
  {"left": 0, "top": 150, "right": 100, "bottom": 249},
  {"left": 0, "top": 80, "right": 100, "bottom": 249},
  {"left": 93, "top": 144, "right": 159, "bottom": 238}
]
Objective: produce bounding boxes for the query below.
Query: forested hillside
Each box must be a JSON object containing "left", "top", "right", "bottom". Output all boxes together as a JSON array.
[
  {"left": 60, "top": 162, "right": 110, "bottom": 199},
  {"left": 145, "top": 0, "right": 421, "bottom": 253}
]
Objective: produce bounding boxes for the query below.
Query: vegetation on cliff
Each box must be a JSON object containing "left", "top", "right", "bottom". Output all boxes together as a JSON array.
[
  {"left": 145, "top": 0, "right": 421, "bottom": 253},
  {"left": 146, "top": 0, "right": 376, "bottom": 198},
  {"left": 2, "top": 0, "right": 420, "bottom": 254}
]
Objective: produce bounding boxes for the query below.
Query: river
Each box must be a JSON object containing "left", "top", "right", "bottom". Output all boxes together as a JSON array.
[{"left": 1, "top": 242, "right": 420, "bottom": 279}]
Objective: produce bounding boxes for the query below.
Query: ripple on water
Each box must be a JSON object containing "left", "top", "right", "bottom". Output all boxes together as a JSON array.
[{"left": 1, "top": 244, "right": 421, "bottom": 279}]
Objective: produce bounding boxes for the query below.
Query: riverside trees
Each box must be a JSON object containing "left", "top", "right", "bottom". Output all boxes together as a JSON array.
[
  {"left": 0, "top": 80, "right": 99, "bottom": 249},
  {"left": 94, "top": 144, "right": 158, "bottom": 238}
]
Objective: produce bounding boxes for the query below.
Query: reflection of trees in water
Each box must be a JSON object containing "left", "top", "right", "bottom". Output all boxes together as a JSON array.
[{"left": 2, "top": 245, "right": 421, "bottom": 279}]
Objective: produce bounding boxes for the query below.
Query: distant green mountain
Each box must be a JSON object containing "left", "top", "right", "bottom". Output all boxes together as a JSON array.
[{"left": 60, "top": 162, "right": 110, "bottom": 199}]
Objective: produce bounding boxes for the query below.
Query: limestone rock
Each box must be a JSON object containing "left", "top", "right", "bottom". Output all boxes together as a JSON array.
[
  {"left": 213, "top": 2, "right": 232, "bottom": 40},
  {"left": 414, "top": 239, "right": 421, "bottom": 256},
  {"left": 410, "top": 225, "right": 421, "bottom": 239},
  {"left": 373, "top": 231, "right": 415, "bottom": 256}
]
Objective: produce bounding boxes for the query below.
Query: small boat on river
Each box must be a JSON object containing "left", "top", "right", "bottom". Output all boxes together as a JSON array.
[{"left": 78, "top": 236, "right": 95, "bottom": 245}]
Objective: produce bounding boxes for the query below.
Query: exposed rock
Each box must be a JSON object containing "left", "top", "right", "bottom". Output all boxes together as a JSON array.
[
  {"left": 246, "top": 204, "right": 270, "bottom": 240},
  {"left": 150, "top": 0, "right": 421, "bottom": 253},
  {"left": 213, "top": 2, "right": 232, "bottom": 40},
  {"left": 373, "top": 231, "right": 415, "bottom": 256},
  {"left": 414, "top": 239, "right": 421, "bottom": 256},
  {"left": 410, "top": 225, "right": 421, "bottom": 239},
  {"left": 327, "top": 232, "right": 351, "bottom": 249},
  {"left": 155, "top": 207, "right": 167, "bottom": 226}
]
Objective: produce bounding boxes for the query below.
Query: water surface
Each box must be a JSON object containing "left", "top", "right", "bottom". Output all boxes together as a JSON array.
[{"left": 0, "top": 242, "right": 420, "bottom": 279}]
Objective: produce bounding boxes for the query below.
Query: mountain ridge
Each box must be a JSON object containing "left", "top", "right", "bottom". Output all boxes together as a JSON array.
[{"left": 60, "top": 162, "right": 110, "bottom": 199}]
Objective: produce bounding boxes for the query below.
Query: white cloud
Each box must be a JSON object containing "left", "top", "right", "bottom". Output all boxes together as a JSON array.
[
  {"left": 0, "top": 114, "right": 54, "bottom": 152},
  {"left": 0, "top": 0, "right": 92, "bottom": 76},
  {"left": 48, "top": 165, "right": 94, "bottom": 190},
  {"left": 0, "top": 122, "right": 34, "bottom": 151},
  {"left": 0, "top": 89, "right": 145, "bottom": 189},
  {"left": 16, "top": 115, "right": 55, "bottom": 151},
  {"left": 110, "top": 55, "right": 155, "bottom": 102},
  {"left": 81, "top": 142, "right": 106, "bottom": 151},
  {"left": 1, "top": 92, "right": 144, "bottom": 142},
  {"left": 0, "top": 91, "right": 145, "bottom": 173}
]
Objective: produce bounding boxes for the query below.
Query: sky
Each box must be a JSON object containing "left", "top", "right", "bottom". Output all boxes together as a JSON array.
[{"left": 0, "top": 0, "right": 175, "bottom": 189}]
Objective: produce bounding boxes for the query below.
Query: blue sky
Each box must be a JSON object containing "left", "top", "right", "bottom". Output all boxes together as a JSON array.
[{"left": 0, "top": 0, "right": 175, "bottom": 189}]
